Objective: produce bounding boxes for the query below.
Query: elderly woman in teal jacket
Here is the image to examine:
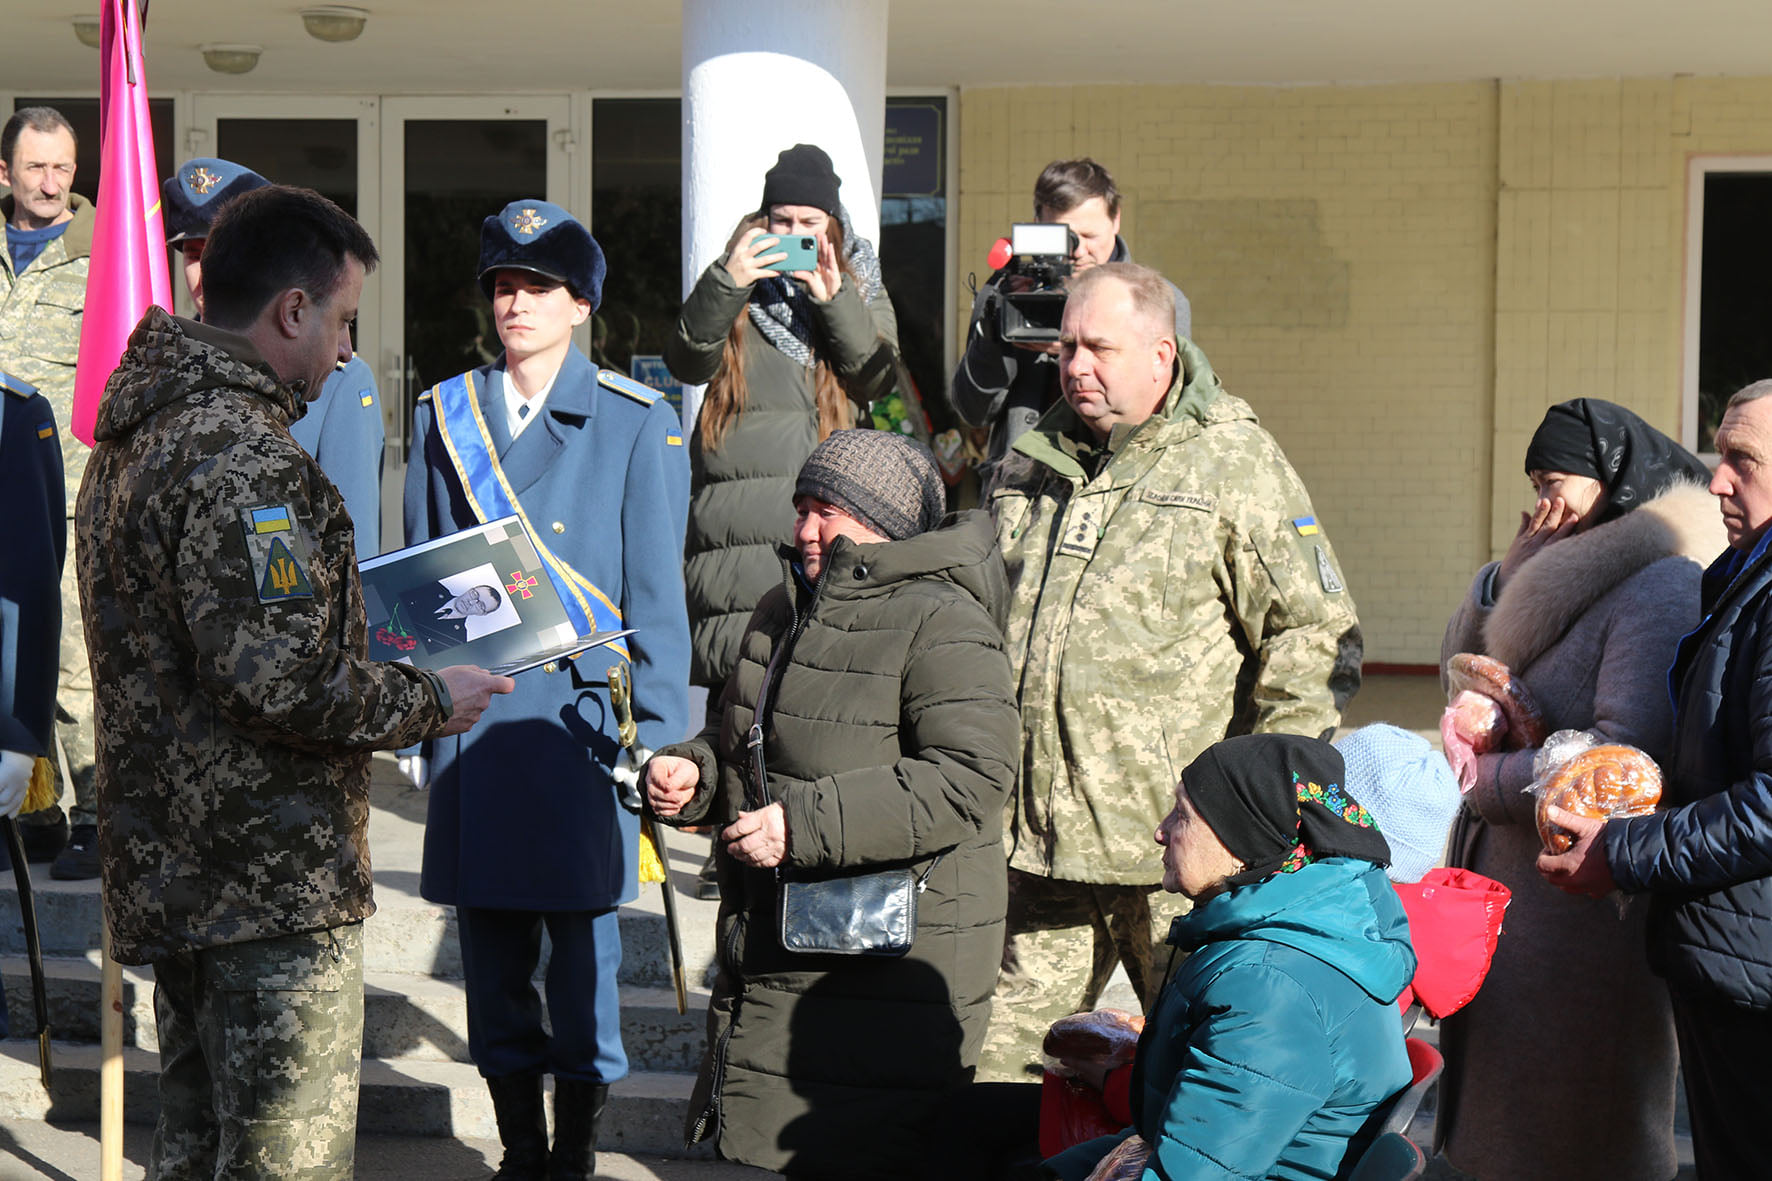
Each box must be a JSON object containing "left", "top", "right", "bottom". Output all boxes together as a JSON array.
[{"left": 1047, "top": 734, "right": 1415, "bottom": 1181}]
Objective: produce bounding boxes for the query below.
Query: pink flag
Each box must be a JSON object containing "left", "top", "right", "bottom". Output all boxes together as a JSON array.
[{"left": 70, "top": 0, "right": 172, "bottom": 448}]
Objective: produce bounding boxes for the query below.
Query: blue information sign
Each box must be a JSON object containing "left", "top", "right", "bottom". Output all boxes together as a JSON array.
[{"left": 627, "top": 355, "right": 682, "bottom": 418}]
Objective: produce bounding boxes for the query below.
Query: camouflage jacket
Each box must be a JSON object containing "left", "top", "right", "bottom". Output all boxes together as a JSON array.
[
  {"left": 1, "top": 194, "right": 95, "bottom": 516},
  {"left": 76, "top": 308, "right": 450, "bottom": 965},
  {"left": 991, "top": 338, "right": 1362, "bottom": 884}
]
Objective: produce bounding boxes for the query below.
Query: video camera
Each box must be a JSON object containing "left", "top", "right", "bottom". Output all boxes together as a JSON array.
[{"left": 980, "top": 222, "right": 1079, "bottom": 345}]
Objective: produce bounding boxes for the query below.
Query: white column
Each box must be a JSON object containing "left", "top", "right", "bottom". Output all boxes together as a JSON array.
[{"left": 679, "top": 0, "right": 889, "bottom": 431}]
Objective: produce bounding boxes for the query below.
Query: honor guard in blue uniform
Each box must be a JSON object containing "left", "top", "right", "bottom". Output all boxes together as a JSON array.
[
  {"left": 164, "top": 158, "right": 386, "bottom": 559},
  {"left": 0, "top": 371, "right": 65, "bottom": 1022},
  {"left": 403, "top": 199, "right": 691, "bottom": 1180}
]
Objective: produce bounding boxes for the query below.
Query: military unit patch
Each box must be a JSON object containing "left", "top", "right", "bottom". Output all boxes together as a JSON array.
[
  {"left": 239, "top": 504, "right": 314, "bottom": 603},
  {"left": 1316, "top": 545, "right": 1345, "bottom": 594}
]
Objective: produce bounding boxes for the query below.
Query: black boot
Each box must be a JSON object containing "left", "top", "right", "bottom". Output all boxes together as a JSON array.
[
  {"left": 548, "top": 1078, "right": 608, "bottom": 1181},
  {"left": 487, "top": 1071, "right": 549, "bottom": 1180}
]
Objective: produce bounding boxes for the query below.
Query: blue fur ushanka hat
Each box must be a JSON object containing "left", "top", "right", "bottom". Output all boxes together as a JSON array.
[
  {"left": 476, "top": 199, "right": 605, "bottom": 310},
  {"left": 162, "top": 157, "right": 271, "bottom": 244}
]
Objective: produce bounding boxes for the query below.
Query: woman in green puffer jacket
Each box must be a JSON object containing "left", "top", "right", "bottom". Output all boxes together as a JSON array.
[
  {"left": 664, "top": 143, "right": 900, "bottom": 698},
  {"left": 645, "top": 431, "right": 1017, "bottom": 1179}
]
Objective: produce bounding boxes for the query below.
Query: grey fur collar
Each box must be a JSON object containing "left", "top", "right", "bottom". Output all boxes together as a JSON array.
[{"left": 1485, "top": 482, "right": 1725, "bottom": 671}]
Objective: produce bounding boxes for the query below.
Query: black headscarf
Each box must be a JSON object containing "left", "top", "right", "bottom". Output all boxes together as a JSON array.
[
  {"left": 1182, "top": 734, "right": 1391, "bottom": 890},
  {"left": 1523, "top": 398, "right": 1711, "bottom": 524}
]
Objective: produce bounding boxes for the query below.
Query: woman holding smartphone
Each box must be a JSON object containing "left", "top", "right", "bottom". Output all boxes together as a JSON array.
[{"left": 665, "top": 146, "right": 900, "bottom": 878}]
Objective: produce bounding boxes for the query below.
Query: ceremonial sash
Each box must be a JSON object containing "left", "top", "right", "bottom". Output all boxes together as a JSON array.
[{"left": 428, "top": 371, "right": 628, "bottom": 659}]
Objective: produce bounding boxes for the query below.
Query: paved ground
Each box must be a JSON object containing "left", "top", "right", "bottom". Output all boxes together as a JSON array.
[{"left": 0, "top": 1120, "right": 775, "bottom": 1180}]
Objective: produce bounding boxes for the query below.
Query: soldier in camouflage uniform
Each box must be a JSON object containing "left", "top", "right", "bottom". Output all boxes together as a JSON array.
[
  {"left": 76, "top": 185, "right": 511, "bottom": 1180},
  {"left": 976, "top": 263, "right": 1362, "bottom": 1081},
  {"left": 0, "top": 106, "right": 96, "bottom": 869}
]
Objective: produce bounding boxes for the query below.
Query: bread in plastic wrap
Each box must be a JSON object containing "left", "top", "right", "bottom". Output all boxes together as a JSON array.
[
  {"left": 1446, "top": 653, "right": 1550, "bottom": 747},
  {"left": 1528, "top": 731, "right": 1662, "bottom": 853},
  {"left": 1043, "top": 1009, "right": 1144, "bottom": 1075},
  {"left": 1084, "top": 1134, "right": 1151, "bottom": 1181}
]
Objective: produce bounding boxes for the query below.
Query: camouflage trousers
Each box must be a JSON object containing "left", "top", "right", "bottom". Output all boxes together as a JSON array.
[
  {"left": 148, "top": 923, "right": 365, "bottom": 1181},
  {"left": 974, "top": 869, "right": 1190, "bottom": 1083},
  {"left": 20, "top": 557, "right": 97, "bottom": 828}
]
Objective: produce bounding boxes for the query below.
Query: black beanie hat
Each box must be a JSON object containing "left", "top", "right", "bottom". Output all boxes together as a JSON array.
[
  {"left": 761, "top": 144, "right": 842, "bottom": 216},
  {"left": 795, "top": 430, "right": 946, "bottom": 542}
]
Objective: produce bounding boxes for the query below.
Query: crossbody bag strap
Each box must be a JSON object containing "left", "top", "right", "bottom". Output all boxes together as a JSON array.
[
  {"left": 746, "top": 633, "right": 793, "bottom": 810},
  {"left": 746, "top": 622, "right": 945, "bottom": 885}
]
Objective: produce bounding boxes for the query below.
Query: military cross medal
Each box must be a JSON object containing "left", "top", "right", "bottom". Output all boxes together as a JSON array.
[{"left": 506, "top": 571, "right": 540, "bottom": 599}]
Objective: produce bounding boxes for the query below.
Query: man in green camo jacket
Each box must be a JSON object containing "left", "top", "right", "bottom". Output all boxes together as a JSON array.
[
  {"left": 976, "top": 262, "right": 1363, "bottom": 1081},
  {"left": 0, "top": 106, "right": 99, "bottom": 874}
]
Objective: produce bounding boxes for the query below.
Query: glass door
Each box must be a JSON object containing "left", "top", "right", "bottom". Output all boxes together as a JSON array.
[
  {"left": 188, "top": 95, "right": 572, "bottom": 541},
  {"left": 380, "top": 97, "right": 573, "bottom": 488}
]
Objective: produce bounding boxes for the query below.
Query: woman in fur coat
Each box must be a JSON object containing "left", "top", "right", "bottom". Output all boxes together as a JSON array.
[{"left": 1436, "top": 398, "right": 1721, "bottom": 1181}]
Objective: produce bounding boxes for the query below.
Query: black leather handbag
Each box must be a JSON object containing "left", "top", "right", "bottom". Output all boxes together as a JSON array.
[
  {"left": 747, "top": 634, "right": 938, "bottom": 957},
  {"left": 776, "top": 861, "right": 936, "bottom": 956}
]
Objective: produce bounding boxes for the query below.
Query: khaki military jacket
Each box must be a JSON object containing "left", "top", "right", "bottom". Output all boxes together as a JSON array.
[
  {"left": 1, "top": 194, "right": 95, "bottom": 515},
  {"left": 991, "top": 338, "right": 1361, "bottom": 884},
  {"left": 77, "top": 308, "right": 449, "bottom": 964}
]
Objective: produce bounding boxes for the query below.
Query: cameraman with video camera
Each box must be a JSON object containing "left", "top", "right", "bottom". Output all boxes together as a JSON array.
[{"left": 949, "top": 158, "right": 1190, "bottom": 480}]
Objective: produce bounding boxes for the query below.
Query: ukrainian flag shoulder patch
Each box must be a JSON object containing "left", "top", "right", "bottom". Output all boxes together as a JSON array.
[
  {"left": 250, "top": 506, "right": 293, "bottom": 534},
  {"left": 239, "top": 503, "right": 315, "bottom": 604},
  {"left": 1292, "top": 516, "right": 1320, "bottom": 536}
]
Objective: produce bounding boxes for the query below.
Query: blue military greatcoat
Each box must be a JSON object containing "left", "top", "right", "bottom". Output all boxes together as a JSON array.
[
  {"left": 404, "top": 345, "right": 690, "bottom": 911},
  {"left": 291, "top": 355, "right": 384, "bottom": 560},
  {"left": 0, "top": 373, "right": 64, "bottom": 761}
]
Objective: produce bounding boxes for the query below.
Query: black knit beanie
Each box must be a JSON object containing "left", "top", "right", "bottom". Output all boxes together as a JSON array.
[
  {"left": 795, "top": 430, "right": 946, "bottom": 542},
  {"left": 761, "top": 144, "right": 842, "bottom": 216}
]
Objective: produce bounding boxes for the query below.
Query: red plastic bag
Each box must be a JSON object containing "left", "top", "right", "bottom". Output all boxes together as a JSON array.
[
  {"left": 1392, "top": 867, "right": 1510, "bottom": 1019},
  {"left": 1039, "top": 1071, "right": 1123, "bottom": 1160}
]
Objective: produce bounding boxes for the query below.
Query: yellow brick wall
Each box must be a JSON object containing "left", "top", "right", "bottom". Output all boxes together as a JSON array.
[
  {"left": 957, "top": 77, "right": 1772, "bottom": 665},
  {"left": 956, "top": 82, "right": 1500, "bottom": 665},
  {"left": 1490, "top": 78, "right": 1772, "bottom": 550}
]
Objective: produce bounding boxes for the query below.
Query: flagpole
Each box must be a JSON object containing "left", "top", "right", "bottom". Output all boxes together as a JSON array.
[{"left": 99, "top": 926, "right": 124, "bottom": 1181}]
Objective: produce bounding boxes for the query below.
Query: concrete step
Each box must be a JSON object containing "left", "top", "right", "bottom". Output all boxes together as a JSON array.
[
  {"left": 2, "top": 956, "right": 711, "bottom": 1073},
  {"left": 0, "top": 1040, "right": 707, "bottom": 1156}
]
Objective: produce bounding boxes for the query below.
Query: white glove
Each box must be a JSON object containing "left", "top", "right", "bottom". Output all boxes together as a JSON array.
[
  {"left": 0, "top": 750, "right": 33, "bottom": 820},
  {"left": 396, "top": 754, "right": 430, "bottom": 791},
  {"left": 611, "top": 743, "right": 653, "bottom": 813}
]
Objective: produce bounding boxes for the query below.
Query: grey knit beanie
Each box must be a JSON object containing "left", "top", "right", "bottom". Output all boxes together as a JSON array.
[
  {"left": 794, "top": 429, "right": 946, "bottom": 541},
  {"left": 1335, "top": 724, "right": 1461, "bottom": 883}
]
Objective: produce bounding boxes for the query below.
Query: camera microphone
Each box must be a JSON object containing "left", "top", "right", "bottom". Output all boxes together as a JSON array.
[{"left": 986, "top": 237, "right": 1013, "bottom": 271}]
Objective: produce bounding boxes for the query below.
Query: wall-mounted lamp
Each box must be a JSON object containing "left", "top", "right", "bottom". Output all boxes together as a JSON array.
[
  {"left": 200, "top": 44, "right": 263, "bottom": 74},
  {"left": 301, "top": 6, "right": 370, "bottom": 43},
  {"left": 72, "top": 15, "right": 102, "bottom": 49}
]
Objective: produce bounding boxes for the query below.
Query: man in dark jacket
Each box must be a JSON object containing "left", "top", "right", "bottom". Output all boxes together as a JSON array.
[
  {"left": 0, "top": 369, "right": 62, "bottom": 903},
  {"left": 947, "top": 158, "right": 1191, "bottom": 478},
  {"left": 1541, "top": 378, "right": 1772, "bottom": 1177},
  {"left": 77, "top": 185, "right": 511, "bottom": 1180}
]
